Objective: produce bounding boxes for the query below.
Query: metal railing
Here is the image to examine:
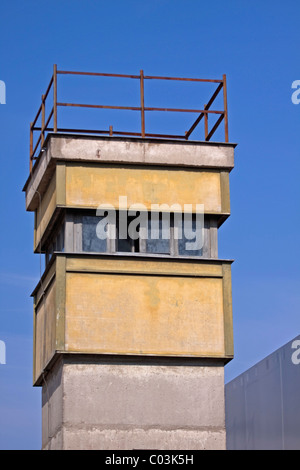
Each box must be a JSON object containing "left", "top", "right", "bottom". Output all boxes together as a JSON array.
[{"left": 29, "top": 65, "right": 229, "bottom": 172}]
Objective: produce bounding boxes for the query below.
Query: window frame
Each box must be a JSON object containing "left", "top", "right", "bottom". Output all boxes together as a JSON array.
[{"left": 44, "top": 209, "right": 219, "bottom": 267}]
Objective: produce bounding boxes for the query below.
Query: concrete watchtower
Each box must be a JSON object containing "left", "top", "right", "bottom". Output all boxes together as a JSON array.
[{"left": 23, "top": 66, "right": 236, "bottom": 450}]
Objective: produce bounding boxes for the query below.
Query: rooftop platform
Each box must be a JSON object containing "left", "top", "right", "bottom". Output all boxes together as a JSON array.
[
  {"left": 28, "top": 66, "right": 232, "bottom": 173},
  {"left": 24, "top": 133, "right": 236, "bottom": 212}
]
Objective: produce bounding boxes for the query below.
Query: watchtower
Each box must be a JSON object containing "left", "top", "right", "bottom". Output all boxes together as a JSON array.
[{"left": 23, "top": 66, "right": 236, "bottom": 450}]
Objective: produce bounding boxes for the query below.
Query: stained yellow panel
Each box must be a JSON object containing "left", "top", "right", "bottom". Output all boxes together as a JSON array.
[
  {"left": 65, "top": 164, "right": 222, "bottom": 213},
  {"left": 35, "top": 279, "right": 56, "bottom": 380},
  {"left": 65, "top": 272, "right": 225, "bottom": 357},
  {"left": 34, "top": 174, "right": 56, "bottom": 250},
  {"left": 66, "top": 256, "right": 224, "bottom": 278}
]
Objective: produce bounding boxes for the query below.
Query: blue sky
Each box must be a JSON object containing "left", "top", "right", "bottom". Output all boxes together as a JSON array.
[{"left": 0, "top": 0, "right": 299, "bottom": 449}]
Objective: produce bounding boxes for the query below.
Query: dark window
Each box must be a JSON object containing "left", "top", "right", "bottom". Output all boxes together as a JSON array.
[
  {"left": 45, "top": 222, "right": 65, "bottom": 265},
  {"left": 46, "top": 211, "right": 211, "bottom": 263},
  {"left": 178, "top": 216, "right": 203, "bottom": 257},
  {"left": 82, "top": 215, "right": 107, "bottom": 253},
  {"left": 117, "top": 213, "right": 141, "bottom": 253},
  {"left": 146, "top": 214, "right": 170, "bottom": 254}
]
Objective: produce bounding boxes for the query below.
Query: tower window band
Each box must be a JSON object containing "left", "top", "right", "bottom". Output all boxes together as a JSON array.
[{"left": 44, "top": 210, "right": 218, "bottom": 266}]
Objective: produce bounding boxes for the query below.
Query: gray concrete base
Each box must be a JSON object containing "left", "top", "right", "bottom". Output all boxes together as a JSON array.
[{"left": 42, "top": 355, "right": 226, "bottom": 450}]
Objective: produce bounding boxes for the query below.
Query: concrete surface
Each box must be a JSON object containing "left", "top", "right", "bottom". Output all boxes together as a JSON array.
[
  {"left": 24, "top": 134, "right": 236, "bottom": 211},
  {"left": 42, "top": 355, "right": 226, "bottom": 450}
]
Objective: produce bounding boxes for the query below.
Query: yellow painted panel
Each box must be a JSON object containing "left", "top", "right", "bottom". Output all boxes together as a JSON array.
[
  {"left": 34, "top": 279, "right": 56, "bottom": 380},
  {"left": 66, "top": 256, "right": 223, "bottom": 278},
  {"left": 35, "top": 261, "right": 56, "bottom": 306},
  {"left": 222, "top": 264, "right": 234, "bottom": 356},
  {"left": 34, "top": 173, "right": 56, "bottom": 250},
  {"left": 65, "top": 164, "right": 222, "bottom": 213},
  {"left": 65, "top": 272, "right": 225, "bottom": 357}
]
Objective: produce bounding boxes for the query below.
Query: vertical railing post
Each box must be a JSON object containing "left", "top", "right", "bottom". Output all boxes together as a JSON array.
[
  {"left": 140, "top": 69, "right": 145, "bottom": 138},
  {"left": 53, "top": 64, "right": 58, "bottom": 133},
  {"left": 204, "top": 104, "right": 208, "bottom": 141},
  {"left": 41, "top": 94, "right": 45, "bottom": 146},
  {"left": 223, "top": 74, "right": 229, "bottom": 142},
  {"left": 30, "top": 122, "right": 33, "bottom": 173}
]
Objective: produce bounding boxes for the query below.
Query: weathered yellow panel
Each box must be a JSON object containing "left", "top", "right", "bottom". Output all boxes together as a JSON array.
[
  {"left": 34, "top": 173, "right": 56, "bottom": 250},
  {"left": 34, "top": 278, "right": 56, "bottom": 381},
  {"left": 222, "top": 263, "right": 234, "bottom": 357},
  {"left": 65, "top": 164, "right": 223, "bottom": 213},
  {"left": 66, "top": 256, "right": 223, "bottom": 278},
  {"left": 65, "top": 272, "right": 225, "bottom": 357}
]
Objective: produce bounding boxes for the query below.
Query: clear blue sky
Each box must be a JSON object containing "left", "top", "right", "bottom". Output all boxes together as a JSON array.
[{"left": 0, "top": 0, "right": 299, "bottom": 450}]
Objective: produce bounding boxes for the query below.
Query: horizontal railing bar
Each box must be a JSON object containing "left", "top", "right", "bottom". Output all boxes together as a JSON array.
[
  {"left": 60, "top": 129, "right": 143, "bottom": 137},
  {"left": 57, "top": 102, "right": 224, "bottom": 114},
  {"left": 107, "top": 130, "right": 185, "bottom": 139},
  {"left": 106, "top": 130, "right": 141, "bottom": 136},
  {"left": 57, "top": 70, "right": 140, "bottom": 79},
  {"left": 31, "top": 126, "right": 186, "bottom": 140},
  {"left": 57, "top": 102, "right": 141, "bottom": 111},
  {"left": 55, "top": 128, "right": 112, "bottom": 134},
  {"left": 145, "top": 132, "right": 185, "bottom": 139},
  {"left": 145, "top": 107, "right": 223, "bottom": 114},
  {"left": 144, "top": 75, "right": 223, "bottom": 83},
  {"left": 57, "top": 70, "right": 222, "bottom": 83},
  {"left": 32, "top": 127, "right": 140, "bottom": 136},
  {"left": 206, "top": 114, "right": 224, "bottom": 141}
]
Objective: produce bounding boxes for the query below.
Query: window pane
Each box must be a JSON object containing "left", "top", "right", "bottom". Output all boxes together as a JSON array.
[
  {"left": 117, "top": 215, "right": 142, "bottom": 253},
  {"left": 146, "top": 216, "right": 170, "bottom": 254},
  {"left": 117, "top": 236, "right": 132, "bottom": 252},
  {"left": 178, "top": 217, "right": 203, "bottom": 257},
  {"left": 82, "top": 216, "right": 107, "bottom": 252},
  {"left": 56, "top": 224, "right": 64, "bottom": 252}
]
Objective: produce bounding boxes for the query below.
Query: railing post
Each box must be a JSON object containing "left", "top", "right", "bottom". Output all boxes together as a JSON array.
[
  {"left": 53, "top": 64, "right": 58, "bottom": 132},
  {"left": 223, "top": 74, "right": 229, "bottom": 142},
  {"left": 204, "top": 104, "right": 208, "bottom": 141},
  {"left": 140, "top": 69, "right": 145, "bottom": 138},
  {"left": 41, "top": 94, "right": 45, "bottom": 146},
  {"left": 30, "top": 122, "right": 33, "bottom": 173}
]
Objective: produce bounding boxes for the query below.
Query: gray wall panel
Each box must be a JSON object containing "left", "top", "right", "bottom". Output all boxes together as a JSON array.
[{"left": 225, "top": 335, "right": 300, "bottom": 450}]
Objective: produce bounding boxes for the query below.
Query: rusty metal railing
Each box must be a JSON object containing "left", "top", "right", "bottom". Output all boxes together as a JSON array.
[{"left": 29, "top": 65, "right": 229, "bottom": 172}]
